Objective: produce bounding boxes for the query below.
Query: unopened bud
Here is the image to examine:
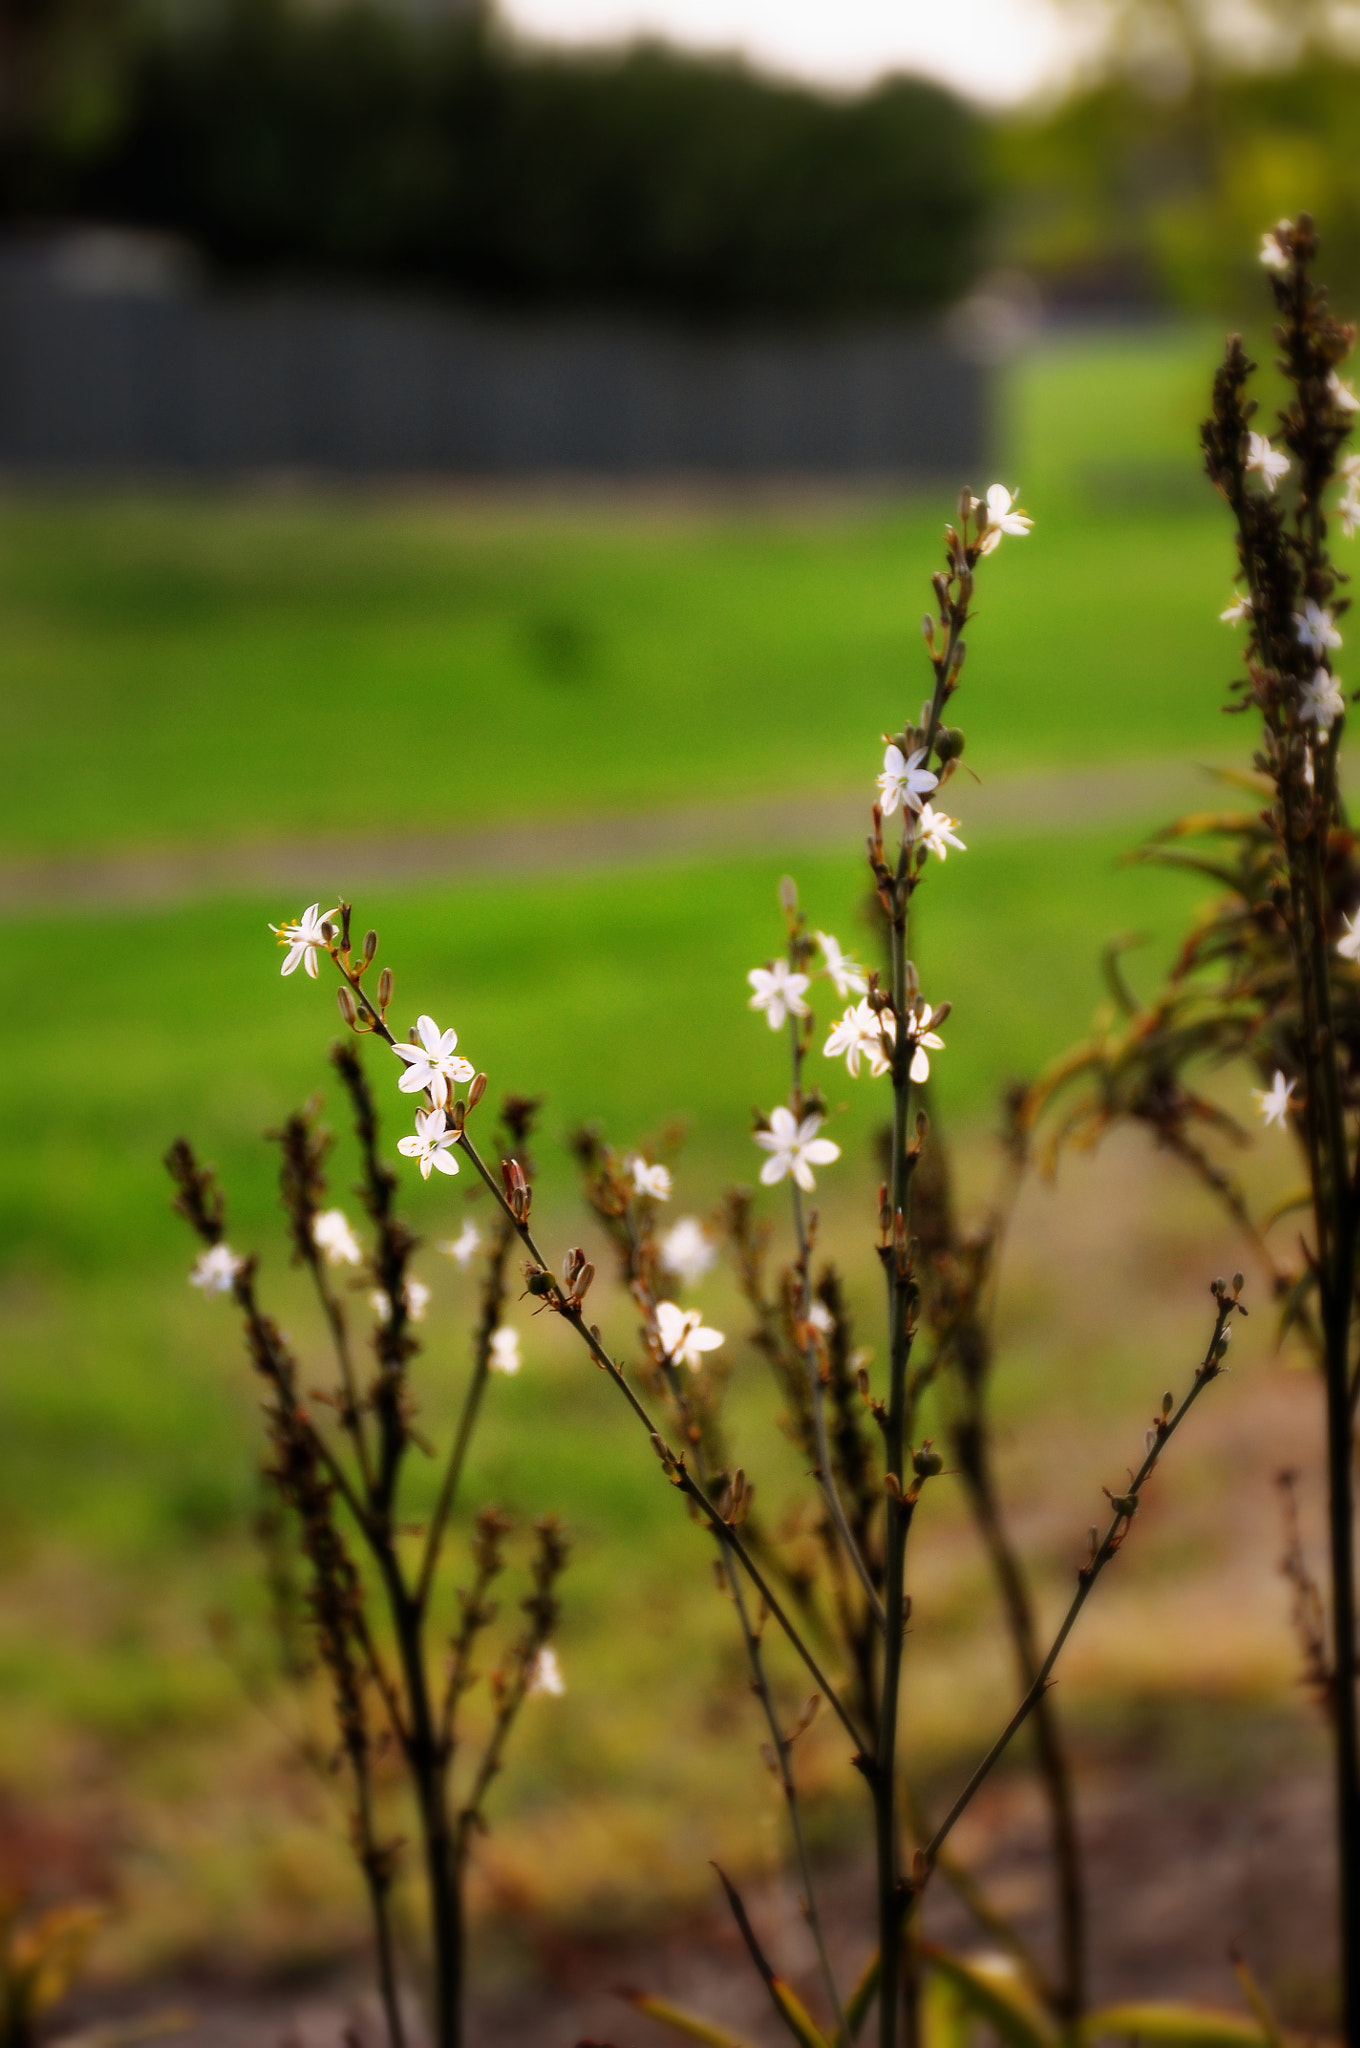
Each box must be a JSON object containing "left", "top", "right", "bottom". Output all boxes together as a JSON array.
[
  {"left": 778, "top": 876, "right": 798, "bottom": 913},
  {"left": 915, "top": 1109, "right": 928, "bottom": 1138},
  {"left": 467, "top": 1071, "right": 488, "bottom": 1110},
  {"left": 1162, "top": 1391, "right": 1174, "bottom": 1416},
  {"left": 884, "top": 1471, "right": 903, "bottom": 1500},
  {"left": 363, "top": 929, "right": 378, "bottom": 965},
  {"left": 336, "top": 985, "right": 358, "bottom": 1028},
  {"left": 573, "top": 1262, "right": 595, "bottom": 1304},
  {"left": 1212, "top": 1275, "right": 1226, "bottom": 1296},
  {"left": 320, "top": 919, "right": 334, "bottom": 943},
  {"left": 377, "top": 967, "right": 393, "bottom": 1012},
  {"left": 1232, "top": 1272, "right": 1245, "bottom": 1294},
  {"left": 921, "top": 614, "right": 935, "bottom": 644}
]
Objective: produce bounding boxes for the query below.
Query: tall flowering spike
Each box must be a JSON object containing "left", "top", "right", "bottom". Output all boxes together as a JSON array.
[
  {"left": 815, "top": 931, "right": 868, "bottom": 999},
  {"left": 1253, "top": 1070, "right": 1296, "bottom": 1129},
  {"left": 270, "top": 903, "right": 339, "bottom": 979},
  {"left": 655, "top": 1300, "right": 725, "bottom": 1371},
  {"left": 976, "top": 482, "right": 1033, "bottom": 555},
  {"left": 1245, "top": 432, "right": 1290, "bottom": 491},
  {"left": 1300, "top": 670, "right": 1345, "bottom": 729},
  {"left": 397, "top": 1106, "right": 460, "bottom": 1179},
  {"left": 313, "top": 1208, "right": 363, "bottom": 1267},
  {"left": 877, "top": 744, "right": 937, "bottom": 818},
  {"left": 753, "top": 1106, "right": 841, "bottom": 1191},
  {"left": 660, "top": 1216, "right": 716, "bottom": 1288},
  {"left": 392, "top": 1015, "right": 476, "bottom": 1108},
  {"left": 824, "top": 999, "right": 893, "bottom": 1078},
  {"left": 190, "top": 1244, "right": 242, "bottom": 1294},
  {"left": 747, "top": 960, "right": 811, "bottom": 1029}
]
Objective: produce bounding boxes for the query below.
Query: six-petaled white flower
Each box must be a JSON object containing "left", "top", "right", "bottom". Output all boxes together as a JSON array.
[
  {"left": 1300, "top": 669, "right": 1346, "bottom": 729},
  {"left": 269, "top": 903, "right": 339, "bottom": 979},
  {"left": 313, "top": 1208, "right": 363, "bottom": 1267},
  {"left": 190, "top": 1244, "right": 242, "bottom": 1295},
  {"left": 1253, "top": 1070, "right": 1296, "bottom": 1129},
  {"left": 904, "top": 1003, "right": 947, "bottom": 1084},
  {"left": 1245, "top": 433, "right": 1289, "bottom": 491},
  {"left": 815, "top": 932, "right": 867, "bottom": 999},
  {"left": 392, "top": 1015, "right": 476, "bottom": 1108},
  {"left": 877, "top": 744, "right": 938, "bottom": 817},
  {"left": 527, "top": 1647, "right": 565, "bottom": 1697},
  {"left": 660, "top": 1217, "right": 716, "bottom": 1287},
  {"left": 1338, "top": 912, "right": 1360, "bottom": 962},
  {"left": 1220, "top": 591, "right": 1252, "bottom": 624},
  {"left": 824, "top": 999, "right": 893, "bottom": 1079},
  {"left": 630, "top": 1156, "right": 673, "bottom": 1202},
  {"left": 753, "top": 1107, "right": 841, "bottom": 1191},
  {"left": 977, "top": 484, "right": 1033, "bottom": 555},
  {"left": 371, "top": 1279, "right": 430, "bottom": 1323},
  {"left": 1330, "top": 371, "right": 1360, "bottom": 414},
  {"left": 1296, "top": 599, "right": 1342, "bottom": 654},
  {"left": 397, "top": 1107, "right": 460, "bottom": 1179},
  {"left": 747, "top": 960, "right": 811, "bottom": 1030},
  {"left": 440, "top": 1220, "right": 481, "bottom": 1268},
  {"left": 914, "top": 804, "right": 966, "bottom": 861},
  {"left": 1260, "top": 230, "right": 1289, "bottom": 272},
  {"left": 655, "top": 1299, "right": 725, "bottom": 1371},
  {"left": 489, "top": 1326, "right": 521, "bottom": 1375}
]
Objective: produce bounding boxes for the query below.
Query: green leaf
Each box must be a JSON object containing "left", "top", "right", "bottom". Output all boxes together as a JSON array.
[
  {"left": 920, "top": 1967, "right": 972, "bottom": 2048},
  {"left": 1083, "top": 2003, "right": 1271, "bottom": 2046},
  {"left": 920, "top": 1947, "right": 1056, "bottom": 2048},
  {"left": 624, "top": 1990, "right": 763, "bottom": 2048},
  {"left": 769, "top": 1980, "right": 831, "bottom": 2048}
]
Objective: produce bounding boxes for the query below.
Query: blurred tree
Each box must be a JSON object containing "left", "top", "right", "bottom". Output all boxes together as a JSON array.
[{"left": 0, "top": 0, "right": 988, "bottom": 321}]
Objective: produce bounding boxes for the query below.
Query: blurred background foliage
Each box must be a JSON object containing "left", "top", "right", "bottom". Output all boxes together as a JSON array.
[{"left": 5, "top": 0, "right": 1360, "bottom": 318}]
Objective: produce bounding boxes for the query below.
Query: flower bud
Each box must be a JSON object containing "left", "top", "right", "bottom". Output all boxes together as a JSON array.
[
  {"left": 377, "top": 967, "right": 393, "bottom": 1012},
  {"left": 921, "top": 614, "right": 935, "bottom": 644},
  {"left": 1232, "top": 1272, "right": 1245, "bottom": 1294},
  {"left": 363, "top": 929, "right": 379, "bottom": 965},
  {"left": 778, "top": 875, "right": 798, "bottom": 913},
  {"left": 468, "top": 1071, "right": 488, "bottom": 1110},
  {"left": 1162, "top": 1390, "right": 1174, "bottom": 1417},
  {"left": 336, "top": 986, "right": 358, "bottom": 1028}
]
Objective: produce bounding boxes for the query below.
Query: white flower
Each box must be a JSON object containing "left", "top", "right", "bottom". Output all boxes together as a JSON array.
[
  {"left": 807, "top": 1300, "right": 834, "bottom": 1336},
  {"left": 527, "top": 1647, "right": 565, "bottom": 1697},
  {"left": 269, "top": 903, "right": 338, "bottom": 979},
  {"left": 747, "top": 960, "right": 811, "bottom": 1030},
  {"left": 913, "top": 803, "right": 966, "bottom": 861},
  {"left": 629, "top": 1156, "right": 673, "bottom": 1202},
  {"left": 655, "top": 1299, "right": 725, "bottom": 1371},
  {"left": 815, "top": 932, "right": 867, "bottom": 999},
  {"left": 313, "top": 1208, "right": 362, "bottom": 1267},
  {"left": 190, "top": 1244, "right": 242, "bottom": 1294},
  {"left": 1300, "top": 669, "right": 1345, "bottom": 729},
  {"left": 370, "top": 1279, "right": 431, "bottom": 1322},
  {"left": 1220, "top": 591, "right": 1252, "bottom": 625},
  {"left": 976, "top": 483, "right": 1033, "bottom": 554},
  {"left": 1253, "top": 1070, "right": 1295, "bottom": 1129},
  {"left": 1338, "top": 912, "right": 1360, "bottom": 962},
  {"left": 753, "top": 1106, "right": 841, "bottom": 1192},
  {"left": 824, "top": 998, "right": 893, "bottom": 1079},
  {"left": 439, "top": 1220, "right": 481, "bottom": 1268},
  {"left": 1295, "top": 599, "right": 1342, "bottom": 654},
  {"left": 904, "top": 1002, "right": 947, "bottom": 1085},
  {"left": 877, "top": 744, "right": 938, "bottom": 817},
  {"left": 1330, "top": 370, "right": 1360, "bottom": 414},
  {"left": 1260, "top": 230, "right": 1289, "bottom": 272},
  {"left": 489, "top": 1326, "right": 521, "bottom": 1375},
  {"left": 391, "top": 1015, "right": 475, "bottom": 1108},
  {"left": 660, "top": 1217, "right": 716, "bottom": 1288},
  {"left": 1341, "top": 489, "right": 1360, "bottom": 541},
  {"left": 1245, "top": 433, "right": 1289, "bottom": 491},
  {"left": 397, "top": 1106, "right": 460, "bottom": 1179}
]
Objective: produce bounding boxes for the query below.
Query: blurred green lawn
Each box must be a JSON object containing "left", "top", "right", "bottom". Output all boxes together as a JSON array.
[{"left": 0, "top": 322, "right": 1305, "bottom": 1976}]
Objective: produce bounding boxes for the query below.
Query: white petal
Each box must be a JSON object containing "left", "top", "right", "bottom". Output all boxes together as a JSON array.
[
  {"left": 759, "top": 1154, "right": 790, "bottom": 1185},
  {"left": 431, "top": 1149, "right": 460, "bottom": 1175},
  {"left": 417, "top": 1014, "right": 442, "bottom": 1053},
  {"left": 803, "top": 1139, "right": 841, "bottom": 1166}
]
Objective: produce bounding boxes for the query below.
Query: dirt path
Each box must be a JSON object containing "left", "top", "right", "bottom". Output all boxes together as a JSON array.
[{"left": 1, "top": 761, "right": 1215, "bottom": 916}]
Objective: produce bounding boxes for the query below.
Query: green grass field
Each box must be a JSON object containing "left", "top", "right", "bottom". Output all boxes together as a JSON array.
[{"left": 0, "top": 322, "right": 1317, "bottom": 1980}]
